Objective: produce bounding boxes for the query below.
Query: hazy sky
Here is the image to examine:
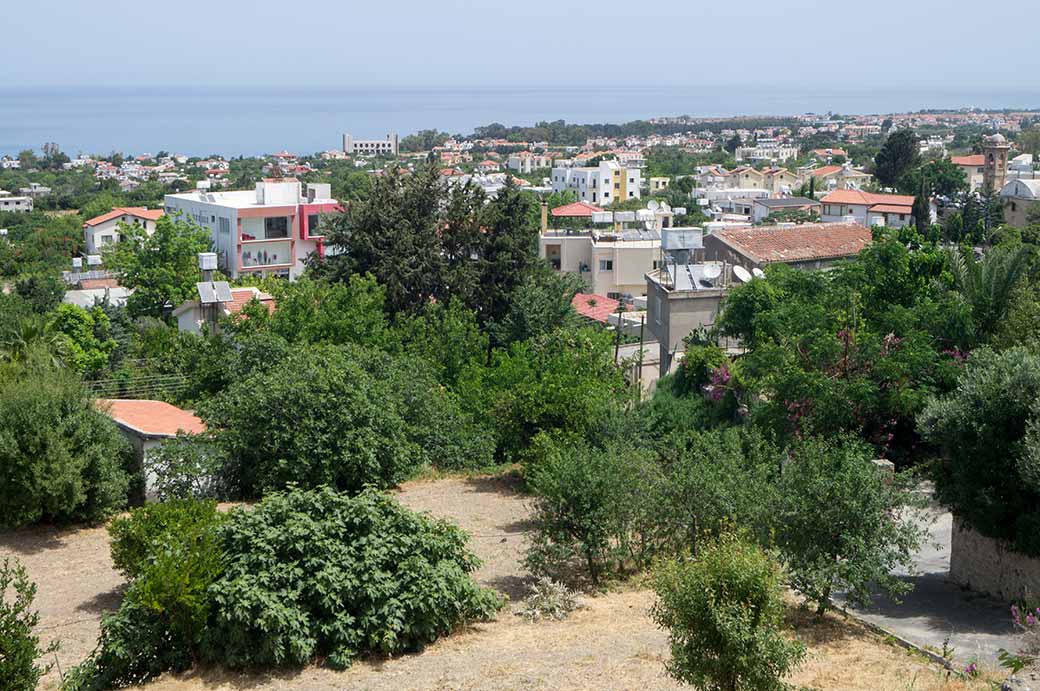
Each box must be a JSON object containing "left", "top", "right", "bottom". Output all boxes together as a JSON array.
[{"left": 2, "top": 0, "right": 1036, "bottom": 88}]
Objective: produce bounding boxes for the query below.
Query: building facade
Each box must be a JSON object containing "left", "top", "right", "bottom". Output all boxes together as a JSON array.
[
  {"left": 83, "top": 207, "right": 164, "bottom": 255},
  {"left": 0, "top": 190, "right": 32, "bottom": 213},
  {"left": 550, "top": 160, "right": 642, "bottom": 205},
  {"left": 164, "top": 179, "right": 340, "bottom": 279},
  {"left": 342, "top": 133, "right": 399, "bottom": 157},
  {"left": 819, "top": 189, "right": 918, "bottom": 228}
]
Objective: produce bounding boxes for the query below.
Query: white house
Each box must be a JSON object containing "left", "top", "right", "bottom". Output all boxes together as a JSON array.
[
  {"left": 951, "top": 154, "right": 987, "bottom": 192},
  {"left": 164, "top": 179, "right": 341, "bottom": 279},
  {"left": 83, "top": 207, "right": 164, "bottom": 254},
  {"left": 507, "top": 152, "right": 551, "bottom": 174},
  {"left": 550, "top": 160, "right": 641, "bottom": 205},
  {"left": 819, "top": 189, "right": 920, "bottom": 228},
  {"left": 0, "top": 189, "right": 33, "bottom": 213}
]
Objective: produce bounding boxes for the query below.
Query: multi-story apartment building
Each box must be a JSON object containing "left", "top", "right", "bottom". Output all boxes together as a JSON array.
[
  {"left": 342, "top": 133, "right": 399, "bottom": 157},
  {"left": 550, "top": 160, "right": 641, "bottom": 205},
  {"left": 164, "top": 179, "right": 340, "bottom": 279}
]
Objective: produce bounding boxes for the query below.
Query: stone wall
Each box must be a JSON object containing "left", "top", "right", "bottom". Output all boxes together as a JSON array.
[{"left": 950, "top": 515, "right": 1040, "bottom": 602}]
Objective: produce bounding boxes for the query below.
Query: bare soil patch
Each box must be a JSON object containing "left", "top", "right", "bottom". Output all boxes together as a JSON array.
[{"left": 0, "top": 472, "right": 1001, "bottom": 690}]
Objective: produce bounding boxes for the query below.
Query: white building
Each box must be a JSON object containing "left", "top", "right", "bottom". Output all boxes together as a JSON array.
[
  {"left": 342, "top": 133, "right": 399, "bottom": 157},
  {"left": 83, "top": 207, "right": 164, "bottom": 254},
  {"left": 0, "top": 190, "right": 32, "bottom": 213},
  {"left": 164, "top": 179, "right": 340, "bottom": 279},
  {"left": 735, "top": 139, "right": 799, "bottom": 163},
  {"left": 550, "top": 160, "right": 641, "bottom": 205},
  {"left": 820, "top": 189, "right": 921, "bottom": 228}
]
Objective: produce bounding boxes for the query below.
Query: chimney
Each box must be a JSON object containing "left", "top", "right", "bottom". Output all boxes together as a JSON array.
[{"left": 540, "top": 200, "right": 548, "bottom": 233}]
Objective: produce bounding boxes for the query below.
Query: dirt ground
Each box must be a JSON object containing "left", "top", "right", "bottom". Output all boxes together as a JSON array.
[{"left": 0, "top": 473, "right": 1001, "bottom": 691}]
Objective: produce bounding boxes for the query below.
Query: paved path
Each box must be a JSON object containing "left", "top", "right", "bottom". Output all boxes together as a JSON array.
[{"left": 835, "top": 505, "right": 1021, "bottom": 665}]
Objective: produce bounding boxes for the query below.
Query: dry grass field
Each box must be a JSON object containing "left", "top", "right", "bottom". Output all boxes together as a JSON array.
[{"left": 0, "top": 472, "right": 1002, "bottom": 691}]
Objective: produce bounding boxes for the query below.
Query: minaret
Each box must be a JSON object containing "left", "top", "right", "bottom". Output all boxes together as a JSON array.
[{"left": 982, "top": 133, "right": 1010, "bottom": 193}]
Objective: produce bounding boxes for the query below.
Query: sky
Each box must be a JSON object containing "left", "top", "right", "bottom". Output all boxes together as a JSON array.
[{"left": 1, "top": 0, "right": 1037, "bottom": 88}]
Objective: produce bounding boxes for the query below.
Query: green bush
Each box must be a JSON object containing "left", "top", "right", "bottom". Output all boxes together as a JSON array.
[
  {"left": 0, "top": 364, "right": 129, "bottom": 527},
  {"left": 919, "top": 346, "right": 1040, "bottom": 555},
  {"left": 0, "top": 558, "right": 57, "bottom": 691},
  {"left": 524, "top": 434, "right": 662, "bottom": 586},
  {"left": 651, "top": 533, "right": 804, "bottom": 691},
  {"left": 774, "top": 435, "right": 923, "bottom": 614},
  {"left": 676, "top": 341, "right": 726, "bottom": 394},
  {"left": 205, "top": 487, "right": 502, "bottom": 669},
  {"left": 144, "top": 434, "right": 228, "bottom": 501},
  {"left": 108, "top": 499, "right": 224, "bottom": 579},
  {"left": 198, "top": 346, "right": 422, "bottom": 497}
]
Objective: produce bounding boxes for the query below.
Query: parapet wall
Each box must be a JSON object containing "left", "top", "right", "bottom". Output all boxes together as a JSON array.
[{"left": 949, "top": 515, "right": 1040, "bottom": 602}]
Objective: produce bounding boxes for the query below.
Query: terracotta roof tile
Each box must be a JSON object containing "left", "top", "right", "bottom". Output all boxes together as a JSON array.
[
  {"left": 810, "top": 165, "right": 844, "bottom": 178},
  {"left": 571, "top": 293, "right": 619, "bottom": 322},
  {"left": 83, "top": 207, "right": 164, "bottom": 228},
  {"left": 820, "top": 190, "right": 914, "bottom": 207},
  {"left": 98, "top": 399, "right": 206, "bottom": 437},
  {"left": 713, "top": 222, "right": 872, "bottom": 265},
  {"left": 951, "top": 154, "right": 985, "bottom": 167},
  {"left": 551, "top": 201, "right": 603, "bottom": 217}
]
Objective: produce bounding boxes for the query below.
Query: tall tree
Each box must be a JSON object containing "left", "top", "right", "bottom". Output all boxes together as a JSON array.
[
  {"left": 102, "top": 214, "right": 212, "bottom": 318},
  {"left": 873, "top": 129, "right": 920, "bottom": 189}
]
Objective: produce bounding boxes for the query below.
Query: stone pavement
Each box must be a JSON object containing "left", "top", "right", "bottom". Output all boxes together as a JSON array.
[{"left": 835, "top": 505, "right": 1023, "bottom": 665}]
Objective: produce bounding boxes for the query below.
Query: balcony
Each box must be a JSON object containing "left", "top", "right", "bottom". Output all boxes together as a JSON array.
[{"left": 241, "top": 241, "right": 291, "bottom": 268}]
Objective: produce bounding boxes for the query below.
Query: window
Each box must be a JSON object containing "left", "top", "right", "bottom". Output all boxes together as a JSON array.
[
  {"left": 264, "top": 216, "right": 289, "bottom": 239},
  {"left": 308, "top": 214, "right": 321, "bottom": 236},
  {"left": 614, "top": 182, "right": 620, "bottom": 189},
  {"left": 603, "top": 191, "right": 610, "bottom": 198},
  {"left": 218, "top": 217, "right": 231, "bottom": 235},
  {"left": 599, "top": 259, "right": 613, "bottom": 271},
  {"left": 629, "top": 192, "right": 635, "bottom": 198},
  {"left": 899, "top": 214, "right": 906, "bottom": 221},
  {"left": 629, "top": 177, "right": 634, "bottom": 184},
  {"left": 652, "top": 259, "right": 662, "bottom": 269}
]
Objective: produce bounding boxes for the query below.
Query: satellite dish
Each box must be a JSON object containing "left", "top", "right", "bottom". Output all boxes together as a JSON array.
[
  {"left": 703, "top": 264, "right": 723, "bottom": 280},
  {"left": 752, "top": 267, "right": 766, "bottom": 278},
  {"left": 733, "top": 265, "right": 752, "bottom": 283},
  {"left": 647, "top": 200, "right": 660, "bottom": 212},
  {"left": 660, "top": 201, "right": 671, "bottom": 212}
]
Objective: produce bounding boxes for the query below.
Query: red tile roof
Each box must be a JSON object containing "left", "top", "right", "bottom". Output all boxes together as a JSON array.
[
  {"left": 820, "top": 190, "right": 914, "bottom": 209},
  {"left": 551, "top": 201, "right": 603, "bottom": 217},
  {"left": 98, "top": 399, "right": 206, "bottom": 437},
  {"left": 571, "top": 293, "right": 619, "bottom": 322},
  {"left": 952, "top": 154, "right": 985, "bottom": 167},
  {"left": 78, "top": 278, "right": 120, "bottom": 289},
  {"left": 810, "top": 165, "right": 843, "bottom": 178},
  {"left": 869, "top": 204, "right": 912, "bottom": 214},
  {"left": 83, "top": 207, "right": 164, "bottom": 228},
  {"left": 227, "top": 288, "right": 275, "bottom": 315},
  {"left": 812, "top": 148, "right": 847, "bottom": 158},
  {"left": 713, "top": 222, "right": 872, "bottom": 265}
]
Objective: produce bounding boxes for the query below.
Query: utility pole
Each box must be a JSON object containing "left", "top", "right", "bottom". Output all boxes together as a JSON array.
[
  {"left": 613, "top": 298, "right": 625, "bottom": 364},
  {"left": 636, "top": 314, "right": 645, "bottom": 393}
]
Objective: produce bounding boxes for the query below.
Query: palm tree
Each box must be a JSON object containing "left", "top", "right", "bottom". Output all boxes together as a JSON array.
[
  {"left": 0, "top": 317, "right": 66, "bottom": 368},
  {"left": 946, "top": 244, "right": 1032, "bottom": 340}
]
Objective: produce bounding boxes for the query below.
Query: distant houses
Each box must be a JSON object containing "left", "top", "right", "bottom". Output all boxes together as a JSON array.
[{"left": 83, "top": 207, "right": 164, "bottom": 254}]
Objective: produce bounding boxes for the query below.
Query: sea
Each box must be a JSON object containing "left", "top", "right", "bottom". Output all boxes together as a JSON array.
[{"left": 2, "top": 85, "right": 1040, "bottom": 158}]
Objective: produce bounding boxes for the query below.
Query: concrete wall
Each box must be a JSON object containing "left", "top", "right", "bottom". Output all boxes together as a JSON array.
[
  {"left": 646, "top": 277, "right": 725, "bottom": 374},
  {"left": 950, "top": 515, "right": 1040, "bottom": 602}
]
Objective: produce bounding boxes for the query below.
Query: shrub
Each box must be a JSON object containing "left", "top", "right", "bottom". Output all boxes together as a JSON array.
[
  {"left": 676, "top": 341, "right": 726, "bottom": 394},
  {"left": 108, "top": 499, "right": 224, "bottom": 579},
  {"left": 67, "top": 524, "right": 226, "bottom": 691},
  {"left": 524, "top": 434, "right": 662, "bottom": 586},
  {"left": 655, "top": 428, "right": 781, "bottom": 556},
  {"left": 0, "top": 364, "right": 129, "bottom": 528},
  {"left": 918, "top": 346, "right": 1040, "bottom": 555},
  {"left": 198, "top": 346, "right": 422, "bottom": 497},
  {"left": 144, "top": 435, "right": 228, "bottom": 501},
  {"left": 0, "top": 558, "right": 57, "bottom": 691},
  {"left": 774, "top": 435, "right": 923, "bottom": 615},
  {"left": 651, "top": 533, "right": 805, "bottom": 691},
  {"left": 205, "top": 487, "right": 502, "bottom": 669},
  {"left": 517, "top": 577, "right": 578, "bottom": 622}
]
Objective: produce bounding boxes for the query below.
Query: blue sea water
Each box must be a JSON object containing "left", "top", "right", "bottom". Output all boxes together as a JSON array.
[{"left": 1, "top": 85, "right": 1039, "bottom": 158}]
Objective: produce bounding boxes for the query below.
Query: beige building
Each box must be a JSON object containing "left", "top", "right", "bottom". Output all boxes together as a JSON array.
[
  {"left": 541, "top": 228, "right": 662, "bottom": 299},
  {"left": 951, "top": 154, "right": 987, "bottom": 192}
]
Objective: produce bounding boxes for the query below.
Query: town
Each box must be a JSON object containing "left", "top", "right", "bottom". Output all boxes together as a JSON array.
[{"left": 5, "top": 31, "right": 1040, "bottom": 689}]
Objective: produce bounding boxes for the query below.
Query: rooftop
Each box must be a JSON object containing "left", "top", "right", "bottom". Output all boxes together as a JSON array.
[
  {"left": 756, "top": 197, "right": 821, "bottom": 208},
  {"left": 551, "top": 201, "right": 604, "bottom": 217},
  {"left": 951, "top": 154, "right": 986, "bottom": 167},
  {"left": 820, "top": 189, "right": 914, "bottom": 209},
  {"left": 712, "top": 222, "right": 872, "bottom": 265},
  {"left": 98, "top": 399, "right": 206, "bottom": 438},
  {"left": 83, "top": 207, "right": 164, "bottom": 228},
  {"left": 571, "top": 293, "right": 620, "bottom": 323}
]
